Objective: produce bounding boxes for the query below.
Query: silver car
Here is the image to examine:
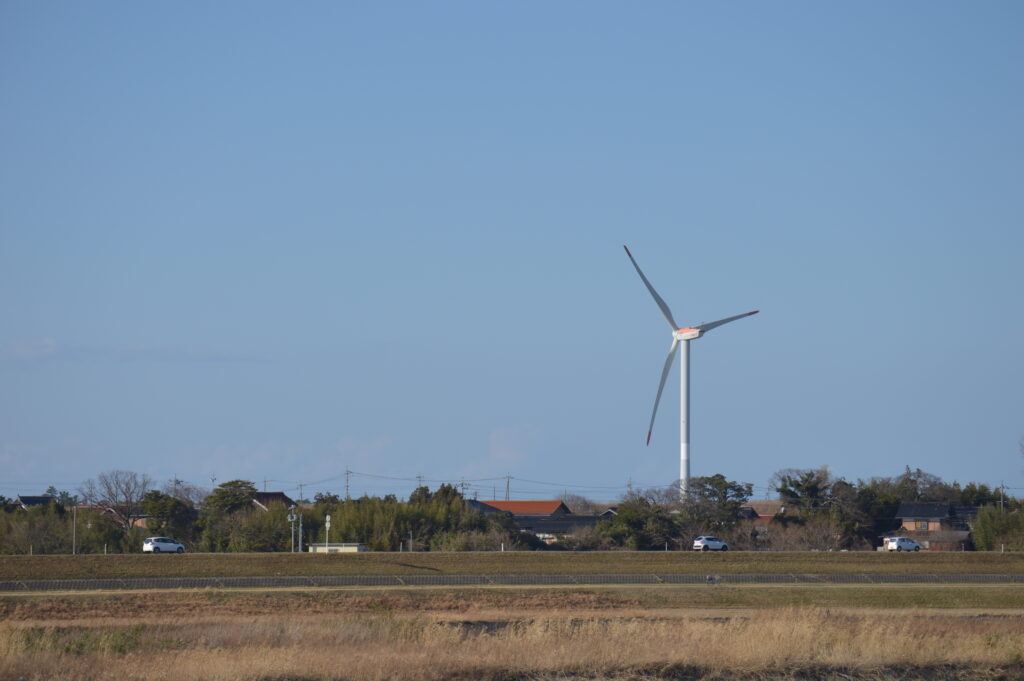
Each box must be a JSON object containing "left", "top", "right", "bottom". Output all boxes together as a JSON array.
[
  {"left": 883, "top": 537, "right": 921, "bottom": 552},
  {"left": 693, "top": 535, "right": 729, "bottom": 551},
  {"left": 143, "top": 536, "right": 185, "bottom": 554}
]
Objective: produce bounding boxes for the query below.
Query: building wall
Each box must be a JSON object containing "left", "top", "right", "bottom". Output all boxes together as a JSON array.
[
  {"left": 900, "top": 518, "right": 946, "bottom": 532},
  {"left": 308, "top": 543, "right": 365, "bottom": 553}
]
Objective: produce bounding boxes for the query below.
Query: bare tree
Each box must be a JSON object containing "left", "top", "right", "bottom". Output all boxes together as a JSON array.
[
  {"left": 79, "top": 470, "right": 154, "bottom": 534},
  {"left": 558, "top": 493, "right": 611, "bottom": 515},
  {"left": 161, "top": 478, "right": 207, "bottom": 507}
]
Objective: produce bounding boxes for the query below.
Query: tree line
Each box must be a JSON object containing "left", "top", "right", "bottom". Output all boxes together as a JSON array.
[
  {"left": 585, "top": 467, "right": 1020, "bottom": 552},
  {"left": 0, "top": 466, "right": 1021, "bottom": 554}
]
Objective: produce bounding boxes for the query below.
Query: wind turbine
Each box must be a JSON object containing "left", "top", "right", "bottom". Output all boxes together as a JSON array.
[{"left": 624, "top": 245, "right": 759, "bottom": 496}]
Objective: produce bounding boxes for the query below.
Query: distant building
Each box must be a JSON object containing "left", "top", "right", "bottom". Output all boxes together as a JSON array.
[
  {"left": 15, "top": 495, "right": 56, "bottom": 511},
  {"left": 894, "top": 502, "right": 977, "bottom": 551},
  {"left": 308, "top": 543, "right": 365, "bottom": 553},
  {"left": 740, "top": 500, "right": 791, "bottom": 525},
  {"left": 895, "top": 502, "right": 976, "bottom": 533},
  {"left": 473, "top": 499, "right": 602, "bottom": 544},
  {"left": 475, "top": 500, "right": 571, "bottom": 517},
  {"left": 253, "top": 492, "right": 296, "bottom": 511}
]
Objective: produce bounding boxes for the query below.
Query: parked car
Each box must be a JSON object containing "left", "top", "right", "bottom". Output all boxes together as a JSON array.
[
  {"left": 693, "top": 536, "right": 729, "bottom": 551},
  {"left": 883, "top": 536, "right": 921, "bottom": 552},
  {"left": 143, "top": 537, "right": 185, "bottom": 554}
]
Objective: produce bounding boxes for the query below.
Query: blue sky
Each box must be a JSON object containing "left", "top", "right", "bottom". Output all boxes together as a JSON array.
[{"left": 2, "top": 2, "right": 1022, "bottom": 502}]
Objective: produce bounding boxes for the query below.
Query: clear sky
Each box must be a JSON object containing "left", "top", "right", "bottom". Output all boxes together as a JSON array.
[{"left": 2, "top": 2, "right": 1022, "bottom": 503}]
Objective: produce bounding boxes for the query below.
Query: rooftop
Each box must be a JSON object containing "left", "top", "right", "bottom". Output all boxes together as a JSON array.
[{"left": 476, "top": 500, "right": 570, "bottom": 516}]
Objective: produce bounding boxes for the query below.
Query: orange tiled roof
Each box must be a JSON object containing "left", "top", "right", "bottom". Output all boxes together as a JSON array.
[{"left": 478, "top": 500, "right": 569, "bottom": 515}]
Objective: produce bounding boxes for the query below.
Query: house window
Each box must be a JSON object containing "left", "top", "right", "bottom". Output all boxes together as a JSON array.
[{"left": 916, "top": 520, "right": 929, "bottom": 530}]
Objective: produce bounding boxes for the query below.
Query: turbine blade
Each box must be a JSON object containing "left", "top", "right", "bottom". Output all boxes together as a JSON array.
[
  {"left": 646, "top": 338, "right": 679, "bottom": 445},
  {"left": 624, "top": 245, "right": 679, "bottom": 330},
  {"left": 694, "top": 310, "right": 759, "bottom": 333}
]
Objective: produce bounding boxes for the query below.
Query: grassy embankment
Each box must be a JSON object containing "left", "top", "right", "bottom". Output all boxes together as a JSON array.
[
  {"left": 4, "top": 584, "right": 1024, "bottom": 620},
  {"left": 2, "top": 550, "right": 1023, "bottom": 580}
]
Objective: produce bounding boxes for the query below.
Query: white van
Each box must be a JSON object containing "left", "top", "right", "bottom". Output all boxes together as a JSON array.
[{"left": 883, "top": 537, "right": 921, "bottom": 552}]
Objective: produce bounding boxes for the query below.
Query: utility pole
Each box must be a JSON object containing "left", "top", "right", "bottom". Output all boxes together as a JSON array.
[
  {"left": 288, "top": 505, "right": 297, "bottom": 553},
  {"left": 263, "top": 478, "right": 268, "bottom": 492},
  {"left": 416, "top": 473, "right": 425, "bottom": 489},
  {"left": 505, "top": 475, "right": 511, "bottom": 501},
  {"left": 296, "top": 483, "right": 304, "bottom": 552},
  {"left": 345, "top": 468, "right": 351, "bottom": 500}
]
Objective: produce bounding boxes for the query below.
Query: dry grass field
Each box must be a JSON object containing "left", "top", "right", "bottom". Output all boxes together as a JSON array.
[
  {"left": 1, "top": 598, "right": 1023, "bottom": 680},
  {"left": 3, "top": 550, "right": 1024, "bottom": 580},
  {"left": 2, "top": 585, "right": 1024, "bottom": 680}
]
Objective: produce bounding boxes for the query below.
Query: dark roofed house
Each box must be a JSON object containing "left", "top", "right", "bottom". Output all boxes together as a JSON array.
[
  {"left": 15, "top": 495, "right": 56, "bottom": 510},
  {"left": 896, "top": 502, "right": 953, "bottom": 532},
  {"left": 475, "top": 500, "right": 599, "bottom": 544},
  {"left": 894, "top": 502, "right": 976, "bottom": 551},
  {"left": 740, "top": 500, "right": 794, "bottom": 525},
  {"left": 253, "top": 492, "right": 296, "bottom": 511}
]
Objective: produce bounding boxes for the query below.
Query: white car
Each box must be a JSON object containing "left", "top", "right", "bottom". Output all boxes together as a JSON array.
[
  {"left": 693, "top": 536, "right": 729, "bottom": 552},
  {"left": 143, "top": 537, "right": 185, "bottom": 554},
  {"left": 883, "top": 537, "right": 921, "bottom": 552}
]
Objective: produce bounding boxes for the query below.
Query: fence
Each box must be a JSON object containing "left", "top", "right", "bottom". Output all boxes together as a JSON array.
[{"left": 1, "top": 573, "right": 1022, "bottom": 592}]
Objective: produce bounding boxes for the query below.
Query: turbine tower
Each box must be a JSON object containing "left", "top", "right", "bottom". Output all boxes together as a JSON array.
[{"left": 624, "top": 245, "right": 758, "bottom": 496}]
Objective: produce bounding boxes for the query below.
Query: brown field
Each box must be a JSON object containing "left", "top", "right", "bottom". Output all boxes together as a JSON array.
[
  {"left": 2, "top": 584, "right": 1024, "bottom": 680},
  {"left": 3, "top": 549, "right": 1024, "bottom": 581}
]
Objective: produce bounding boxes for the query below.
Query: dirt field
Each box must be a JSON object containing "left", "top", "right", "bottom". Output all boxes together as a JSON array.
[{"left": 3, "top": 549, "right": 1023, "bottom": 580}]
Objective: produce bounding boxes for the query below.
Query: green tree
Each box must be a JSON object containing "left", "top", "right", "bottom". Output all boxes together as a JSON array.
[
  {"left": 971, "top": 505, "right": 1024, "bottom": 551},
  {"left": 893, "top": 467, "right": 957, "bottom": 503},
  {"left": 74, "top": 509, "right": 125, "bottom": 554},
  {"left": 229, "top": 505, "right": 290, "bottom": 552},
  {"left": 204, "top": 480, "right": 258, "bottom": 514},
  {"left": 141, "top": 490, "right": 197, "bottom": 542},
  {"left": 957, "top": 482, "right": 999, "bottom": 507},
  {"left": 598, "top": 494, "right": 678, "bottom": 550},
  {"left": 0, "top": 501, "right": 70, "bottom": 554},
  {"left": 44, "top": 486, "right": 77, "bottom": 507},
  {"left": 774, "top": 468, "right": 832, "bottom": 513},
  {"left": 683, "top": 474, "right": 753, "bottom": 530},
  {"left": 196, "top": 480, "right": 258, "bottom": 551}
]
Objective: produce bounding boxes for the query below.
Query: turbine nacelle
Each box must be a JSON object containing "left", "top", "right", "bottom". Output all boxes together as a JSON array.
[{"left": 673, "top": 328, "right": 702, "bottom": 341}]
